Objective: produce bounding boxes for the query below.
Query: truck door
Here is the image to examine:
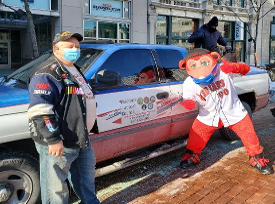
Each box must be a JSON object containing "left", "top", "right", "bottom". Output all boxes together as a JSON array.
[
  {"left": 154, "top": 49, "right": 198, "bottom": 139},
  {"left": 89, "top": 49, "right": 172, "bottom": 162}
]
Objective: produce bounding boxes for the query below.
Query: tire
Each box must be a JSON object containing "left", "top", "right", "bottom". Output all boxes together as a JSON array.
[
  {"left": 0, "top": 151, "right": 41, "bottom": 204},
  {"left": 219, "top": 101, "right": 252, "bottom": 140}
]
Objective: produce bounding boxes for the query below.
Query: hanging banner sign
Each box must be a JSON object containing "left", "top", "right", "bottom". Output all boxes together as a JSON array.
[{"left": 91, "top": 0, "right": 123, "bottom": 18}]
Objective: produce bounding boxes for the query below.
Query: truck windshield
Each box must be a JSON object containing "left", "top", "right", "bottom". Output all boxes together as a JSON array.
[{"left": 1, "top": 48, "right": 103, "bottom": 89}]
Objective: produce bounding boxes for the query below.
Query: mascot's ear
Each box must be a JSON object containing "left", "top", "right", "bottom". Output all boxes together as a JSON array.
[
  {"left": 179, "top": 59, "right": 186, "bottom": 70},
  {"left": 210, "top": 52, "right": 221, "bottom": 61}
]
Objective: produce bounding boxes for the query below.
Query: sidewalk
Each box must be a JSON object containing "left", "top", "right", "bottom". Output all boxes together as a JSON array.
[
  {"left": 128, "top": 102, "right": 275, "bottom": 204},
  {"left": 91, "top": 101, "right": 275, "bottom": 204}
]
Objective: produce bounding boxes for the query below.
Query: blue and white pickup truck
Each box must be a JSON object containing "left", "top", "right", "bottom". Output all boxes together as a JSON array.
[{"left": 0, "top": 42, "right": 270, "bottom": 204}]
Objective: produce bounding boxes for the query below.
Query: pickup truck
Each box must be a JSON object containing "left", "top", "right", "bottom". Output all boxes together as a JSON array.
[{"left": 0, "top": 42, "right": 270, "bottom": 204}]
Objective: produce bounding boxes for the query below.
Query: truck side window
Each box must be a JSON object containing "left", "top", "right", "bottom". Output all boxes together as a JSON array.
[
  {"left": 155, "top": 49, "right": 189, "bottom": 82},
  {"left": 94, "top": 49, "right": 157, "bottom": 90}
]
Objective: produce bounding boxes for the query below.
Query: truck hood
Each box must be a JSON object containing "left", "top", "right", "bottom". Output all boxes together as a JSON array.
[
  {"left": 0, "top": 84, "right": 29, "bottom": 115},
  {"left": 248, "top": 66, "right": 267, "bottom": 75}
]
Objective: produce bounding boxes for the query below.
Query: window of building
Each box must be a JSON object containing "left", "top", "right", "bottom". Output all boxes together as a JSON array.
[
  {"left": 171, "top": 17, "right": 197, "bottom": 50},
  {"left": 98, "top": 22, "right": 117, "bottom": 39},
  {"left": 156, "top": 15, "right": 198, "bottom": 50},
  {"left": 269, "top": 18, "right": 275, "bottom": 64},
  {"left": 119, "top": 23, "right": 129, "bottom": 43},
  {"left": 84, "top": 20, "right": 129, "bottom": 43},
  {"left": 225, "top": 0, "right": 233, "bottom": 6},
  {"left": 213, "top": 0, "right": 221, "bottom": 5},
  {"left": 235, "top": 0, "right": 245, "bottom": 7},
  {"left": 221, "top": 21, "right": 246, "bottom": 62},
  {"left": 35, "top": 21, "right": 52, "bottom": 55},
  {"left": 11, "top": 30, "right": 21, "bottom": 63},
  {"left": 156, "top": 16, "right": 168, "bottom": 44},
  {"left": 84, "top": 21, "right": 96, "bottom": 38},
  {"left": 51, "top": 0, "right": 58, "bottom": 11}
]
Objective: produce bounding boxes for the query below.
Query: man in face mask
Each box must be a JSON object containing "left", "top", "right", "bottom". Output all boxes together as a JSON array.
[
  {"left": 27, "top": 31, "right": 100, "bottom": 204},
  {"left": 188, "top": 16, "right": 227, "bottom": 53}
]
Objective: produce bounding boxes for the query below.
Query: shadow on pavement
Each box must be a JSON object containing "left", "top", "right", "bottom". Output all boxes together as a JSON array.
[{"left": 96, "top": 132, "right": 245, "bottom": 204}]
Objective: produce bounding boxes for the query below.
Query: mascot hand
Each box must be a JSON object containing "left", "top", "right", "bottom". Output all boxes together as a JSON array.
[
  {"left": 178, "top": 99, "right": 196, "bottom": 110},
  {"left": 220, "top": 58, "right": 250, "bottom": 75}
]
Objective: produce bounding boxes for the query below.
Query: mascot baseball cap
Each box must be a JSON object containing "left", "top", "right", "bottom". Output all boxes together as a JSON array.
[
  {"left": 52, "top": 31, "right": 83, "bottom": 45},
  {"left": 183, "top": 48, "right": 210, "bottom": 60}
]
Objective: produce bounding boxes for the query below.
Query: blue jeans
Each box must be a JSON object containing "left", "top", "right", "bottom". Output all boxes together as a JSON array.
[{"left": 35, "top": 141, "right": 100, "bottom": 204}]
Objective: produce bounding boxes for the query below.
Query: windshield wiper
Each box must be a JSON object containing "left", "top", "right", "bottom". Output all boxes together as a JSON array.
[{"left": 9, "top": 77, "right": 27, "bottom": 85}]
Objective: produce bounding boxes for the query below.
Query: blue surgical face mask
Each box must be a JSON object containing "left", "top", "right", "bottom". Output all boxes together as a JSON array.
[
  {"left": 63, "top": 48, "right": 80, "bottom": 62},
  {"left": 192, "top": 64, "right": 218, "bottom": 85}
]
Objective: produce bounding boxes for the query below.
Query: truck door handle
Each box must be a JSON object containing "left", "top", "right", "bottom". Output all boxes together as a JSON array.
[{"left": 156, "top": 92, "right": 169, "bottom": 100}]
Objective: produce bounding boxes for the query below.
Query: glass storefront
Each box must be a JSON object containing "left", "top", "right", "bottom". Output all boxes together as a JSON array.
[
  {"left": 83, "top": 0, "right": 131, "bottom": 43},
  {"left": 156, "top": 16, "right": 246, "bottom": 61},
  {"left": 84, "top": 20, "right": 129, "bottom": 43}
]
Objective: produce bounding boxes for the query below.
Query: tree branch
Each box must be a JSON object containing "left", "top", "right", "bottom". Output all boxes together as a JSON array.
[{"left": 0, "top": 2, "right": 17, "bottom": 12}]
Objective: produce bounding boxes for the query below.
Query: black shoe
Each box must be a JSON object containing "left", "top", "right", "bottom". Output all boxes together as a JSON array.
[
  {"left": 180, "top": 150, "right": 200, "bottom": 169},
  {"left": 270, "top": 107, "right": 275, "bottom": 117},
  {"left": 249, "top": 154, "right": 271, "bottom": 175}
]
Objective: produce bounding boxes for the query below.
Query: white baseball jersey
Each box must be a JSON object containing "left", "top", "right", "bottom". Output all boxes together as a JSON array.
[{"left": 182, "top": 65, "right": 247, "bottom": 127}]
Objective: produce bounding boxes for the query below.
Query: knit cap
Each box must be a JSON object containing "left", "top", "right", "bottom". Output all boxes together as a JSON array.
[{"left": 208, "top": 16, "right": 218, "bottom": 26}]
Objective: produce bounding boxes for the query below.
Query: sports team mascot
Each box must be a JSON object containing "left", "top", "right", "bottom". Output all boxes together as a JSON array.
[{"left": 178, "top": 48, "right": 271, "bottom": 175}]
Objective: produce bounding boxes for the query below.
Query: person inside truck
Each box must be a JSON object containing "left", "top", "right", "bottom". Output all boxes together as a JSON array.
[
  {"left": 178, "top": 48, "right": 271, "bottom": 175},
  {"left": 135, "top": 66, "right": 156, "bottom": 84},
  {"left": 27, "top": 31, "right": 100, "bottom": 204}
]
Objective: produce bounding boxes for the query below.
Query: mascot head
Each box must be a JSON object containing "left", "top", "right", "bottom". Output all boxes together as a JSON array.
[{"left": 178, "top": 48, "right": 221, "bottom": 85}]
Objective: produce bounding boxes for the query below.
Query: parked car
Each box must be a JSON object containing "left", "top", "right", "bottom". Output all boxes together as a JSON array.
[{"left": 0, "top": 42, "right": 270, "bottom": 204}]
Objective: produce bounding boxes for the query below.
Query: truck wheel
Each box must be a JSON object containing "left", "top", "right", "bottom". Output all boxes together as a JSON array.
[
  {"left": 219, "top": 101, "right": 252, "bottom": 140},
  {"left": 0, "top": 151, "right": 41, "bottom": 204}
]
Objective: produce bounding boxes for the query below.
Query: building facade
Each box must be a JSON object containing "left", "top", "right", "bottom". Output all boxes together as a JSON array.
[{"left": 0, "top": 0, "right": 274, "bottom": 70}]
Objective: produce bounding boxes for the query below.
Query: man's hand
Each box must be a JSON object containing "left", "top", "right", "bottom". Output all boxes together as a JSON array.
[{"left": 48, "top": 140, "right": 64, "bottom": 157}]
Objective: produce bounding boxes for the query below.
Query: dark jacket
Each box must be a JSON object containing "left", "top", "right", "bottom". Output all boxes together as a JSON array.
[
  {"left": 28, "top": 55, "right": 90, "bottom": 149},
  {"left": 188, "top": 24, "right": 227, "bottom": 52}
]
